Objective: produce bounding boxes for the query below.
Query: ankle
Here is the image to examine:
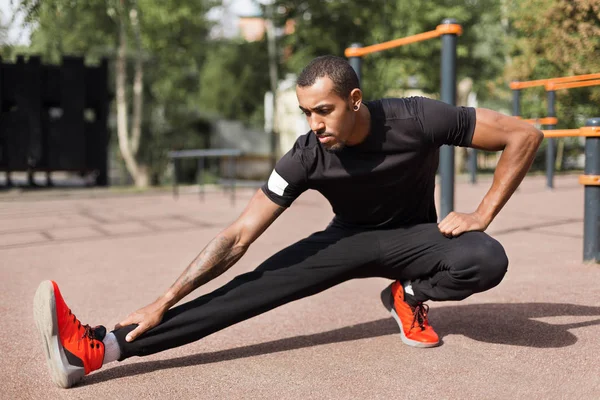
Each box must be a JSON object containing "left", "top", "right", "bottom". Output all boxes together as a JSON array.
[
  {"left": 402, "top": 281, "right": 419, "bottom": 308},
  {"left": 102, "top": 332, "right": 121, "bottom": 365}
]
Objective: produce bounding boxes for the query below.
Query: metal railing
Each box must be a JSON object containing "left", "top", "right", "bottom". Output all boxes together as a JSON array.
[{"left": 168, "top": 149, "right": 243, "bottom": 205}]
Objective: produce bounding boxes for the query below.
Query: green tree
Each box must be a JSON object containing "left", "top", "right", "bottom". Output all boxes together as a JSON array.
[
  {"left": 272, "top": 0, "right": 507, "bottom": 105},
  {"left": 198, "top": 39, "right": 272, "bottom": 127},
  {"left": 0, "top": 10, "right": 9, "bottom": 45},
  {"left": 16, "top": 0, "right": 218, "bottom": 186},
  {"left": 506, "top": 0, "right": 600, "bottom": 121}
]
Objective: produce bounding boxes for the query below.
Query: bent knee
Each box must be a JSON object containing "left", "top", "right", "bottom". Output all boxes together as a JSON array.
[
  {"left": 475, "top": 235, "right": 508, "bottom": 288},
  {"left": 454, "top": 233, "right": 509, "bottom": 289},
  {"left": 476, "top": 233, "right": 507, "bottom": 264}
]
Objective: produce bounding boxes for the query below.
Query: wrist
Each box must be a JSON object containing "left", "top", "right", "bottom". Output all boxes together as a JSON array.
[
  {"left": 474, "top": 208, "right": 494, "bottom": 228},
  {"left": 157, "top": 291, "right": 176, "bottom": 311}
]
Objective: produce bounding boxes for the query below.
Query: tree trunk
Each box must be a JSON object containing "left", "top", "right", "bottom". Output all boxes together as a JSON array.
[
  {"left": 265, "top": 3, "right": 279, "bottom": 169},
  {"left": 130, "top": 1, "right": 143, "bottom": 155},
  {"left": 115, "top": 1, "right": 148, "bottom": 187}
]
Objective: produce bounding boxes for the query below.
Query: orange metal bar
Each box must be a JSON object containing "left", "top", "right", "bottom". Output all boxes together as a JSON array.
[
  {"left": 580, "top": 126, "right": 600, "bottom": 136},
  {"left": 542, "top": 129, "right": 581, "bottom": 138},
  {"left": 546, "top": 79, "right": 600, "bottom": 91},
  {"left": 436, "top": 24, "right": 462, "bottom": 35},
  {"left": 519, "top": 117, "right": 558, "bottom": 125},
  {"left": 344, "top": 24, "right": 462, "bottom": 58},
  {"left": 345, "top": 30, "right": 439, "bottom": 57},
  {"left": 541, "top": 127, "right": 600, "bottom": 138},
  {"left": 509, "top": 73, "right": 600, "bottom": 90},
  {"left": 510, "top": 80, "right": 550, "bottom": 90},
  {"left": 579, "top": 175, "right": 600, "bottom": 186}
]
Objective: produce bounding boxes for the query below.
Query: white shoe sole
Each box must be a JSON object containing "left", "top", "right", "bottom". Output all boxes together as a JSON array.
[
  {"left": 380, "top": 284, "right": 439, "bottom": 348},
  {"left": 33, "top": 281, "right": 85, "bottom": 388}
]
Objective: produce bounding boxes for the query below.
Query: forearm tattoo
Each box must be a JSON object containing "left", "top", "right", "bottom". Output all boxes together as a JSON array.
[
  {"left": 168, "top": 235, "right": 246, "bottom": 302},
  {"left": 165, "top": 205, "right": 284, "bottom": 304}
]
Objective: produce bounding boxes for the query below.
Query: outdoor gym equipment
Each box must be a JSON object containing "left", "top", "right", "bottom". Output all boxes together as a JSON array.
[
  {"left": 511, "top": 73, "right": 600, "bottom": 189},
  {"left": 541, "top": 118, "right": 600, "bottom": 263}
]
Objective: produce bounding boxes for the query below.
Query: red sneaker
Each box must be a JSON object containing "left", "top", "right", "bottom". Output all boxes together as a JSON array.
[
  {"left": 381, "top": 281, "right": 439, "bottom": 348},
  {"left": 33, "top": 280, "right": 106, "bottom": 388}
]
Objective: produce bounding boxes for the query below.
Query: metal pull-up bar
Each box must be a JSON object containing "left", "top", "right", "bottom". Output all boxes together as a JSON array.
[
  {"left": 518, "top": 117, "right": 558, "bottom": 125},
  {"left": 541, "top": 120, "right": 600, "bottom": 263},
  {"left": 344, "top": 24, "right": 462, "bottom": 58},
  {"left": 511, "top": 72, "right": 600, "bottom": 117},
  {"left": 510, "top": 73, "right": 600, "bottom": 90},
  {"left": 541, "top": 126, "right": 600, "bottom": 138},
  {"left": 510, "top": 73, "right": 600, "bottom": 189},
  {"left": 546, "top": 79, "right": 600, "bottom": 91}
]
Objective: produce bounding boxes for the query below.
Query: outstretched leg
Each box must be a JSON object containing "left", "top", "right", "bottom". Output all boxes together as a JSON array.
[{"left": 113, "top": 226, "right": 380, "bottom": 359}]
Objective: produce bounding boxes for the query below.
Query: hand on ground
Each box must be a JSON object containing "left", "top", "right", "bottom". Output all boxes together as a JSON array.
[
  {"left": 114, "top": 300, "right": 167, "bottom": 342},
  {"left": 438, "top": 211, "right": 489, "bottom": 238}
]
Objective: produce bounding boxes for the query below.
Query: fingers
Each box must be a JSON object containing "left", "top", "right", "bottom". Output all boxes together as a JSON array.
[
  {"left": 125, "top": 324, "right": 149, "bottom": 342},
  {"left": 451, "top": 226, "right": 467, "bottom": 237},
  {"left": 114, "top": 316, "right": 149, "bottom": 342},
  {"left": 439, "top": 212, "right": 488, "bottom": 238},
  {"left": 114, "top": 315, "right": 134, "bottom": 330},
  {"left": 438, "top": 212, "right": 459, "bottom": 237},
  {"left": 438, "top": 212, "right": 470, "bottom": 238}
]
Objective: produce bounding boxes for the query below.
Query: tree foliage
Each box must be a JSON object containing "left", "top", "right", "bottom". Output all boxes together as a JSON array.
[
  {"left": 0, "top": 9, "right": 10, "bottom": 46},
  {"left": 504, "top": 0, "right": 600, "bottom": 171},
  {"left": 14, "top": 0, "right": 219, "bottom": 184},
  {"left": 8, "top": 0, "right": 598, "bottom": 181},
  {"left": 273, "top": 0, "right": 507, "bottom": 105},
  {"left": 198, "top": 39, "right": 271, "bottom": 127},
  {"left": 506, "top": 0, "right": 600, "bottom": 126}
]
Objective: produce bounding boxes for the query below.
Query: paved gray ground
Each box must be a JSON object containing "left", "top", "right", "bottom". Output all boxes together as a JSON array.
[{"left": 1, "top": 174, "right": 599, "bottom": 399}]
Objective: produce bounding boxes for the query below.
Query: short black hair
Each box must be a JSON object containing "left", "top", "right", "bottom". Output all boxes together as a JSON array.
[{"left": 296, "top": 55, "right": 360, "bottom": 99}]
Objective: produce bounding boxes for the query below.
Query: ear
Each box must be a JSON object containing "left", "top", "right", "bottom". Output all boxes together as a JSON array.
[{"left": 350, "top": 88, "right": 363, "bottom": 111}]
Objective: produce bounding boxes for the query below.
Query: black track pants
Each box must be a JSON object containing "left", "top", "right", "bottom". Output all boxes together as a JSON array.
[{"left": 113, "top": 223, "right": 508, "bottom": 359}]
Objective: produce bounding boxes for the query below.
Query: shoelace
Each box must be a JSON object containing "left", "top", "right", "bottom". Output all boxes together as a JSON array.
[
  {"left": 68, "top": 309, "right": 101, "bottom": 349},
  {"left": 410, "top": 303, "right": 430, "bottom": 331}
]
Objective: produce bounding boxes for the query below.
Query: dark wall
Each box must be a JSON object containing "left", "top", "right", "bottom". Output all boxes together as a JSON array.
[{"left": 0, "top": 56, "right": 110, "bottom": 186}]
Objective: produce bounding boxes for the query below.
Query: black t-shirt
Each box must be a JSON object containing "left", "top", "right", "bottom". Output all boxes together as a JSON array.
[{"left": 261, "top": 97, "right": 476, "bottom": 228}]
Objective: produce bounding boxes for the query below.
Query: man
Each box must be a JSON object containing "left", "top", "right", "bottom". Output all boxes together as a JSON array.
[{"left": 34, "top": 55, "right": 543, "bottom": 388}]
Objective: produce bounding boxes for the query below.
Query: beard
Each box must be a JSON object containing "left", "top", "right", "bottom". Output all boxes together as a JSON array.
[
  {"left": 324, "top": 142, "right": 345, "bottom": 153},
  {"left": 316, "top": 132, "right": 346, "bottom": 153}
]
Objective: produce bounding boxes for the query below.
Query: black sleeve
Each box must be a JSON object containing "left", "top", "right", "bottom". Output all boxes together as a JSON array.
[
  {"left": 260, "top": 146, "right": 308, "bottom": 208},
  {"left": 415, "top": 97, "right": 476, "bottom": 147}
]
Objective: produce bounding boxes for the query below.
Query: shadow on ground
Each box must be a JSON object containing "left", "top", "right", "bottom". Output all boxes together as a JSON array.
[
  {"left": 489, "top": 217, "right": 582, "bottom": 237},
  {"left": 82, "top": 302, "right": 600, "bottom": 387}
]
